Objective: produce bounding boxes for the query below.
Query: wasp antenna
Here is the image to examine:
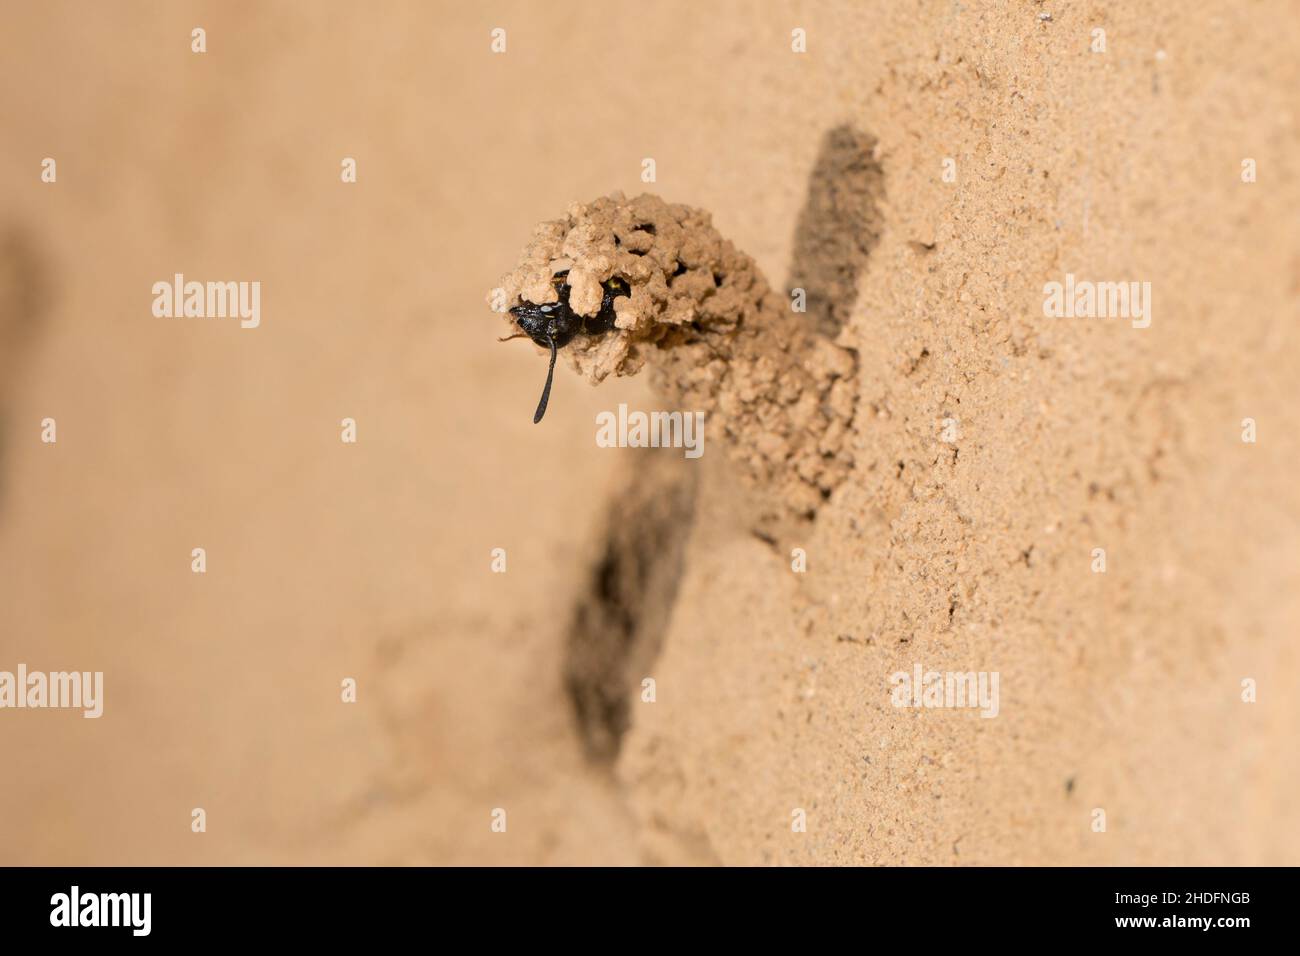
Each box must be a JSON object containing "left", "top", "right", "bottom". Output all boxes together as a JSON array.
[
  {"left": 498, "top": 332, "right": 528, "bottom": 342},
  {"left": 533, "top": 334, "right": 558, "bottom": 424}
]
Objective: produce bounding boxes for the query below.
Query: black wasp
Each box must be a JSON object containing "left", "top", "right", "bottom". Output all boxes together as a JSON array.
[{"left": 503, "top": 270, "right": 629, "bottom": 423}]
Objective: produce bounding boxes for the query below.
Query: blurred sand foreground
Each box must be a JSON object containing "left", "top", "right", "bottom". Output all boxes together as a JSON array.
[{"left": 1, "top": 2, "right": 1297, "bottom": 865}]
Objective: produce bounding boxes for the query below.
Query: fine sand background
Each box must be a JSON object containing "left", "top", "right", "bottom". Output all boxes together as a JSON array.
[{"left": 1, "top": 0, "right": 1297, "bottom": 865}]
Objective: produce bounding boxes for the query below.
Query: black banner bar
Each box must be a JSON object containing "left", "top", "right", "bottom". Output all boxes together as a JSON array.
[{"left": 0, "top": 866, "right": 1278, "bottom": 942}]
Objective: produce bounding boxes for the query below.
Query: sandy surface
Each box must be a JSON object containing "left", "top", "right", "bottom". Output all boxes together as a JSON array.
[{"left": 1, "top": 1, "right": 1298, "bottom": 865}]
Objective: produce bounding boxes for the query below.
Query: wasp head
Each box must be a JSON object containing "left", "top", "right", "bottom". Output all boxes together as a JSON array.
[{"left": 502, "top": 270, "right": 629, "bottom": 424}]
